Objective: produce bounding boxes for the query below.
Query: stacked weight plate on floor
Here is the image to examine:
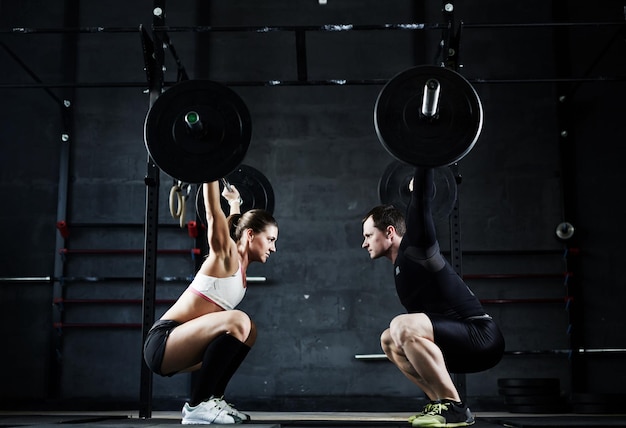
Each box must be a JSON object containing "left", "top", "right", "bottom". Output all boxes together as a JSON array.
[
  {"left": 498, "top": 378, "right": 568, "bottom": 413},
  {"left": 569, "top": 392, "right": 626, "bottom": 414}
]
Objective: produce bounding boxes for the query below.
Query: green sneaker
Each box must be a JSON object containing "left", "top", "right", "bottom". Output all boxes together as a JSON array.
[
  {"left": 410, "top": 400, "right": 474, "bottom": 427},
  {"left": 408, "top": 401, "right": 439, "bottom": 423}
]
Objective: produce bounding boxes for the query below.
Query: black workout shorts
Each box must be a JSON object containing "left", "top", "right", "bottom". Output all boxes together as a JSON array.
[
  {"left": 428, "top": 314, "right": 505, "bottom": 374},
  {"left": 143, "top": 319, "right": 181, "bottom": 377}
]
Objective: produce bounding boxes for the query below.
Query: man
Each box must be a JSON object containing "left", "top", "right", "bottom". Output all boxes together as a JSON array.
[{"left": 362, "top": 167, "right": 504, "bottom": 428}]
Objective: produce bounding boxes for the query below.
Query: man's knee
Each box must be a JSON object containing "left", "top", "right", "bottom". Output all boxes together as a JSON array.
[
  {"left": 380, "top": 328, "right": 394, "bottom": 353},
  {"left": 389, "top": 313, "right": 432, "bottom": 346}
]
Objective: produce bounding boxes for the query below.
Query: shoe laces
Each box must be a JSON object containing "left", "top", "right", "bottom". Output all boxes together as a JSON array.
[
  {"left": 407, "top": 401, "right": 439, "bottom": 422},
  {"left": 423, "top": 402, "right": 437, "bottom": 413},
  {"left": 209, "top": 397, "right": 228, "bottom": 411},
  {"left": 213, "top": 396, "right": 242, "bottom": 416},
  {"left": 424, "top": 401, "right": 450, "bottom": 415},
  {"left": 223, "top": 401, "right": 240, "bottom": 414}
]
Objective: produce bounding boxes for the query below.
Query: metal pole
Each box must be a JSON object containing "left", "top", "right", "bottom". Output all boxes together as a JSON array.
[
  {"left": 139, "top": 1, "right": 166, "bottom": 419},
  {"left": 551, "top": 0, "right": 586, "bottom": 393},
  {"left": 50, "top": 0, "right": 80, "bottom": 400},
  {"left": 448, "top": 163, "right": 466, "bottom": 401}
]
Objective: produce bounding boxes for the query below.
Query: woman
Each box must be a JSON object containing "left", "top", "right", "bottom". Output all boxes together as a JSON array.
[{"left": 144, "top": 180, "right": 278, "bottom": 424}]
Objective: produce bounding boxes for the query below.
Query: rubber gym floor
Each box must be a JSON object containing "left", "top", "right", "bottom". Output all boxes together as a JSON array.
[{"left": 1, "top": 411, "right": 626, "bottom": 428}]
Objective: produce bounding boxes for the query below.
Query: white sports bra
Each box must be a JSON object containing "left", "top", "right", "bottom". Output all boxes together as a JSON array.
[{"left": 188, "top": 264, "right": 246, "bottom": 310}]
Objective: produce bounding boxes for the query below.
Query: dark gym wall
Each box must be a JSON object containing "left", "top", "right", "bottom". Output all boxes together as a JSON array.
[
  {"left": 555, "top": 2, "right": 626, "bottom": 393},
  {"left": 1, "top": 0, "right": 625, "bottom": 411}
]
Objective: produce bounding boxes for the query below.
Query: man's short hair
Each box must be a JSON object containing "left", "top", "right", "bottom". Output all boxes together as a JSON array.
[{"left": 362, "top": 205, "right": 406, "bottom": 236}]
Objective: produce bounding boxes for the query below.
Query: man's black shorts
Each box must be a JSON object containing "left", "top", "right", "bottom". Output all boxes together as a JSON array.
[{"left": 429, "top": 314, "right": 505, "bottom": 374}]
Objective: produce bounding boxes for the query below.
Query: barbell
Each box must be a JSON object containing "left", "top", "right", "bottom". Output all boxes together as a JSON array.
[
  {"left": 143, "top": 66, "right": 482, "bottom": 188},
  {"left": 374, "top": 65, "right": 483, "bottom": 167}
]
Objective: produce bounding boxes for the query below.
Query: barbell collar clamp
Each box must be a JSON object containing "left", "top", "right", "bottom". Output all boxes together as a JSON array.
[
  {"left": 421, "top": 78, "right": 441, "bottom": 118},
  {"left": 184, "top": 111, "right": 204, "bottom": 134}
]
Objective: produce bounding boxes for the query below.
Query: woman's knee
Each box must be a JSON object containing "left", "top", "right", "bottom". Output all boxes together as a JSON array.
[
  {"left": 224, "top": 310, "right": 253, "bottom": 342},
  {"left": 244, "top": 319, "right": 257, "bottom": 346}
]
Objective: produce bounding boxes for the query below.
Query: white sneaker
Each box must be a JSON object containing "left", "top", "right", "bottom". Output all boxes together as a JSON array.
[
  {"left": 181, "top": 397, "right": 244, "bottom": 425},
  {"left": 218, "top": 397, "right": 250, "bottom": 422}
]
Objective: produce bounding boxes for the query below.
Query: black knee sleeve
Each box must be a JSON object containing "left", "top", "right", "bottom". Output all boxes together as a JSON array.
[{"left": 190, "top": 334, "right": 250, "bottom": 406}]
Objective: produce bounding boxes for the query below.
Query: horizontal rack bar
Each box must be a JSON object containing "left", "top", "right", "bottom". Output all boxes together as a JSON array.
[
  {"left": 2, "top": 274, "right": 561, "bottom": 284},
  {"left": 0, "top": 79, "right": 388, "bottom": 89},
  {"left": 62, "top": 222, "right": 200, "bottom": 228},
  {"left": 1, "top": 76, "right": 625, "bottom": 90},
  {"left": 0, "top": 276, "right": 53, "bottom": 283},
  {"left": 2, "top": 22, "right": 443, "bottom": 35},
  {"left": 2, "top": 21, "right": 623, "bottom": 35},
  {"left": 54, "top": 298, "right": 176, "bottom": 305},
  {"left": 53, "top": 322, "right": 141, "bottom": 329},
  {"left": 463, "top": 272, "right": 571, "bottom": 280},
  {"left": 61, "top": 276, "right": 264, "bottom": 283},
  {"left": 59, "top": 248, "right": 201, "bottom": 255},
  {"left": 1, "top": 275, "right": 267, "bottom": 284},
  {"left": 51, "top": 295, "right": 562, "bottom": 306},
  {"left": 4, "top": 26, "right": 142, "bottom": 34},
  {"left": 504, "top": 349, "right": 626, "bottom": 355},
  {"left": 472, "top": 77, "right": 626, "bottom": 84},
  {"left": 155, "top": 23, "right": 443, "bottom": 33},
  {"left": 480, "top": 297, "right": 572, "bottom": 304},
  {"left": 462, "top": 21, "right": 626, "bottom": 29},
  {"left": 458, "top": 249, "right": 570, "bottom": 256},
  {"left": 355, "top": 348, "right": 626, "bottom": 360},
  {"left": 0, "top": 246, "right": 580, "bottom": 259},
  {"left": 59, "top": 276, "right": 192, "bottom": 282}
]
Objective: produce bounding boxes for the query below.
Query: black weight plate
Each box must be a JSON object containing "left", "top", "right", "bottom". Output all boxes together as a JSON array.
[
  {"left": 378, "top": 161, "right": 457, "bottom": 220},
  {"left": 196, "top": 164, "right": 275, "bottom": 226},
  {"left": 219, "top": 165, "right": 275, "bottom": 215},
  {"left": 571, "top": 403, "right": 611, "bottom": 414},
  {"left": 505, "top": 395, "right": 556, "bottom": 406},
  {"left": 144, "top": 80, "right": 251, "bottom": 183},
  {"left": 499, "top": 387, "right": 561, "bottom": 397},
  {"left": 506, "top": 403, "right": 568, "bottom": 414},
  {"left": 570, "top": 392, "right": 626, "bottom": 405},
  {"left": 569, "top": 393, "right": 604, "bottom": 405},
  {"left": 374, "top": 65, "right": 483, "bottom": 167},
  {"left": 498, "top": 378, "right": 561, "bottom": 388}
]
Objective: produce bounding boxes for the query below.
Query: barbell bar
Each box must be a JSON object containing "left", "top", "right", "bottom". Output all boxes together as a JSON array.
[{"left": 144, "top": 66, "right": 483, "bottom": 187}]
